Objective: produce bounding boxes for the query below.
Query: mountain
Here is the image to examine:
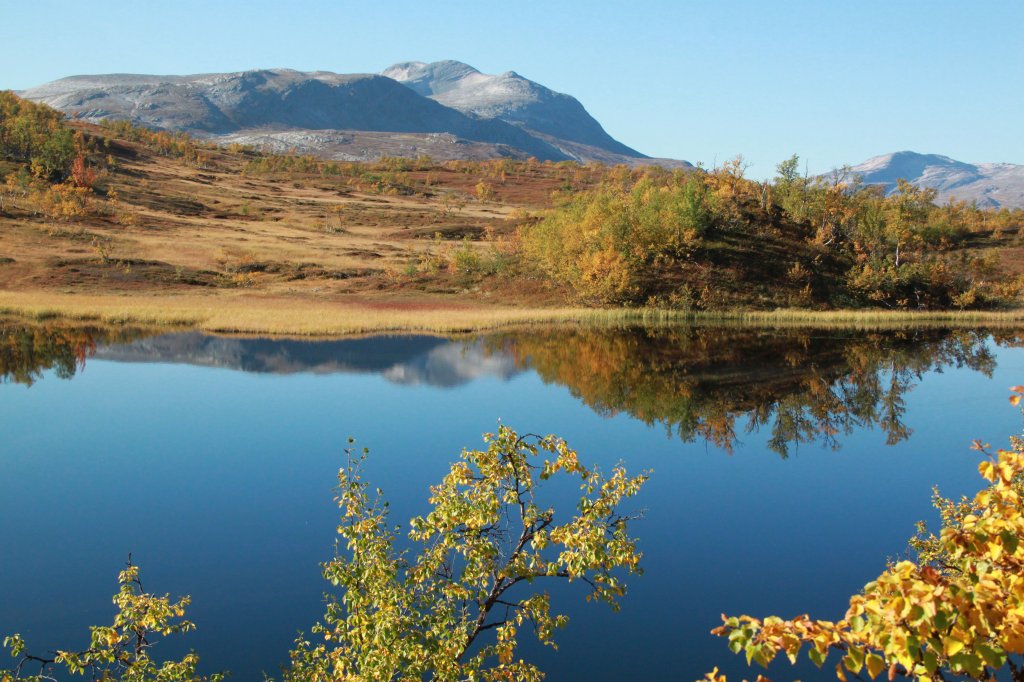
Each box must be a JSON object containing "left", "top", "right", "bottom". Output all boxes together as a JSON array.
[
  {"left": 22, "top": 69, "right": 565, "bottom": 160},
  {"left": 843, "top": 151, "right": 1024, "bottom": 209},
  {"left": 381, "top": 60, "right": 643, "bottom": 158},
  {"left": 22, "top": 64, "right": 683, "bottom": 166}
]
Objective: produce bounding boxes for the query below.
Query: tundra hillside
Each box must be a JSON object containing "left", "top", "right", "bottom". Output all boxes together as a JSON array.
[{"left": 1, "top": 93, "right": 1023, "bottom": 333}]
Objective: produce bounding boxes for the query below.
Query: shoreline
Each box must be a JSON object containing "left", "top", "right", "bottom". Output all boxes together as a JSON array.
[{"left": 3, "top": 290, "right": 1024, "bottom": 336}]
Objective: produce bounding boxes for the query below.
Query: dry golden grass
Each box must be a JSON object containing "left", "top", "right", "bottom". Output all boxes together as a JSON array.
[
  {"left": 0, "top": 290, "right": 642, "bottom": 335},
  {"left": 3, "top": 290, "right": 1023, "bottom": 336},
  {"left": 683, "top": 311, "right": 1024, "bottom": 333},
  {"left": 0, "top": 121, "right": 587, "bottom": 306},
  {"left": 2, "top": 121, "right": 1022, "bottom": 337}
]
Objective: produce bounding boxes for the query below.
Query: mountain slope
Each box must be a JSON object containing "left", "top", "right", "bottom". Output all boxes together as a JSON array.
[
  {"left": 22, "top": 69, "right": 568, "bottom": 160},
  {"left": 22, "top": 64, "right": 680, "bottom": 165},
  {"left": 382, "top": 60, "right": 645, "bottom": 158},
  {"left": 846, "top": 151, "right": 1024, "bottom": 209}
]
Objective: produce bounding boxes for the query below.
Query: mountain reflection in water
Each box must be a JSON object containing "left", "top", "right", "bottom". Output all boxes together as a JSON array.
[
  {"left": 3, "top": 320, "right": 1020, "bottom": 455},
  {"left": 95, "top": 333, "right": 521, "bottom": 387}
]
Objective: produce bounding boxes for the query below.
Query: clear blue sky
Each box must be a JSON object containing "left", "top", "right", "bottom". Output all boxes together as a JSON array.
[{"left": 3, "top": 0, "right": 1021, "bottom": 176}]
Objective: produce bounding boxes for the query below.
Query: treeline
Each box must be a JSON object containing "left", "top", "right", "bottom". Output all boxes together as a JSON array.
[
  {"left": 0, "top": 92, "right": 110, "bottom": 219},
  {"left": 0, "top": 91, "right": 77, "bottom": 181},
  {"left": 241, "top": 153, "right": 423, "bottom": 196},
  {"left": 242, "top": 150, "right": 595, "bottom": 178},
  {"left": 0, "top": 96, "right": 215, "bottom": 221},
  {"left": 518, "top": 157, "right": 1024, "bottom": 309},
  {"left": 0, "top": 93, "right": 209, "bottom": 170},
  {"left": 242, "top": 153, "right": 434, "bottom": 176},
  {"left": 240, "top": 150, "right": 606, "bottom": 201},
  {"left": 98, "top": 118, "right": 212, "bottom": 167}
]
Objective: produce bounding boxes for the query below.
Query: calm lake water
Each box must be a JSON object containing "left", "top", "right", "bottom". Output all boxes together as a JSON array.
[{"left": 2, "top": 323, "right": 1024, "bottom": 680}]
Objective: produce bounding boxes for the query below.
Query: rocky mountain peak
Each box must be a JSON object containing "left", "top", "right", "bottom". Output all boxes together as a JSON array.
[{"left": 381, "top": 60, "right": 644, "bottom": 158}]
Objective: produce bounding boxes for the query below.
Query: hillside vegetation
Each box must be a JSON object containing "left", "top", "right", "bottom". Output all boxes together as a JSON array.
[
  {"left": 1, "top": 93, "right": 1023, "bottom": 330},
  {"left": 523, "top": 158, "right": 1024, "bottom": 308}
]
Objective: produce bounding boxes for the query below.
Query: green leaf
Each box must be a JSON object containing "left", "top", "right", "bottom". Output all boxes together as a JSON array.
[
  {"left": 843, "top": 645, "right": 865, "bottom": 674},
  {"left": 949, "top": 651, "right": 983, "bottom": 678},
  {"left": 1001, "top": 529, "right": 1019, "bottom": 554},
  {"left": 976, "top": 643, "right": 1006, "bottom": 669},
  {"left": 921, "top": 648, "right": 938, "bottom": 674}
]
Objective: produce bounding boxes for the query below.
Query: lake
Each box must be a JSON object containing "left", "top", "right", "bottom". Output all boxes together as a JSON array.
[{"left": 2, "top": 322, "right": 1023, "bottom": 680}]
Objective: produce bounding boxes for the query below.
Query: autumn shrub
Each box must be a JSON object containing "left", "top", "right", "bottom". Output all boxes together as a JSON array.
[
  {"left": 475, "top": 179, "right": 493, "bottom": 201},
  {"left": 0, "top": 92, "right": 74, "bottom": 181},
  {"left": 34, "top": 182, "right": 93, "bottom": 220},
  {"left": 0, "top": 171, "right": 30, "bottom": 213},
  {"left": 69, "top": 151, "right": 98, "bottom": 189},
  {"left": 521, "top": 170, "right": 716, "bottom": 304},
  {"left": 434, "top": 236, "right": 524, "bottom": 285},
  {"left": 845, "top": 254, "right": 998, "bottom": 310},
  {"left": 286, "top": 427, "right": 647, "bottom": 681},
  {"left": 707, "top": 386, "right": 1024, "bottom": 682},
  {"left": 449, "top": 237, "right": 483, "bottom": 275}
]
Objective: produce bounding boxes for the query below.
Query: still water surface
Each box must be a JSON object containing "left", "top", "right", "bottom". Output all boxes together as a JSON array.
[{"left": 2, "top": 323, "right": 1023, "bottom": 680}]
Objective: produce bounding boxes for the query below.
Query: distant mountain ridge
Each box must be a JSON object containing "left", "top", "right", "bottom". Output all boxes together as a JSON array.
[
  {"left": 841, "top": 151, "right": 1024, "bottom": 209},
  {"left": 21, "top": 62, "right": 686, "bottom": 166},
  {"left": 23, "top": 69, "right": 565, "bottom": 160}
]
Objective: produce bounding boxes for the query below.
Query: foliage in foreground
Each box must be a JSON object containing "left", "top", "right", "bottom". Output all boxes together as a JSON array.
[
  {"left": 2, "top": 426, "right": 647, "bottom": 681},
  {"left": 287, "top": 426, "right": 647, "bottom": 681},
  {"left": 1, "top": 561, "right": 222, "bottom": 682},
  {"left": 706, "top": 387, "right": 1024, "bottom": 682}
]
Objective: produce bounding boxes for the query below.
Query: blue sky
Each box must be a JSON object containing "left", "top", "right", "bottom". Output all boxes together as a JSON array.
[{"left": 3, "top": 0, "right": 1021, "bottom": 176}]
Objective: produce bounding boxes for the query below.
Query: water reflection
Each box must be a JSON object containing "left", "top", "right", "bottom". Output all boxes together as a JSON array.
[
  {"left": 487, "top": 327, "right": 1018, "bottom": 456},
  {"left": 4, "top": 319, "right": 1024, "bottom": 681},
  {"left": 0, "top": 323, "right": 520, "bottom": 388},
  {"left": 95, "top": 332, "right": 520, "bottom": 386},
  {"left": 0, "top": 321, "right": 147, "bottom": 387},
  {"left": 4, "top": 319, "right": 1021, "bottom": 456}
]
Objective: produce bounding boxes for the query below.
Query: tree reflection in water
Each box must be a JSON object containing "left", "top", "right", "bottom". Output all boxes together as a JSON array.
[
  {"left": 0, "top": 321, "right": 151, "bottom": 387},
  {"left": 4, "top": 319, "right": 1021, "bottom": 457},
  {"left": 485, "top": 326, "right": 1022, "bottom": 456}
]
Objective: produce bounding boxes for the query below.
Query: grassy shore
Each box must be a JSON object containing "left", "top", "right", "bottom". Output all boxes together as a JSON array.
[
  {"left": 0, "top": 290, "right": 657, "bottom": 335},
  {"left": 3, "top": 290, "right": 1024, "bottom": 336},
  {"left": 3, "top": 119, "right": 1023, "bottom": 338}
]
